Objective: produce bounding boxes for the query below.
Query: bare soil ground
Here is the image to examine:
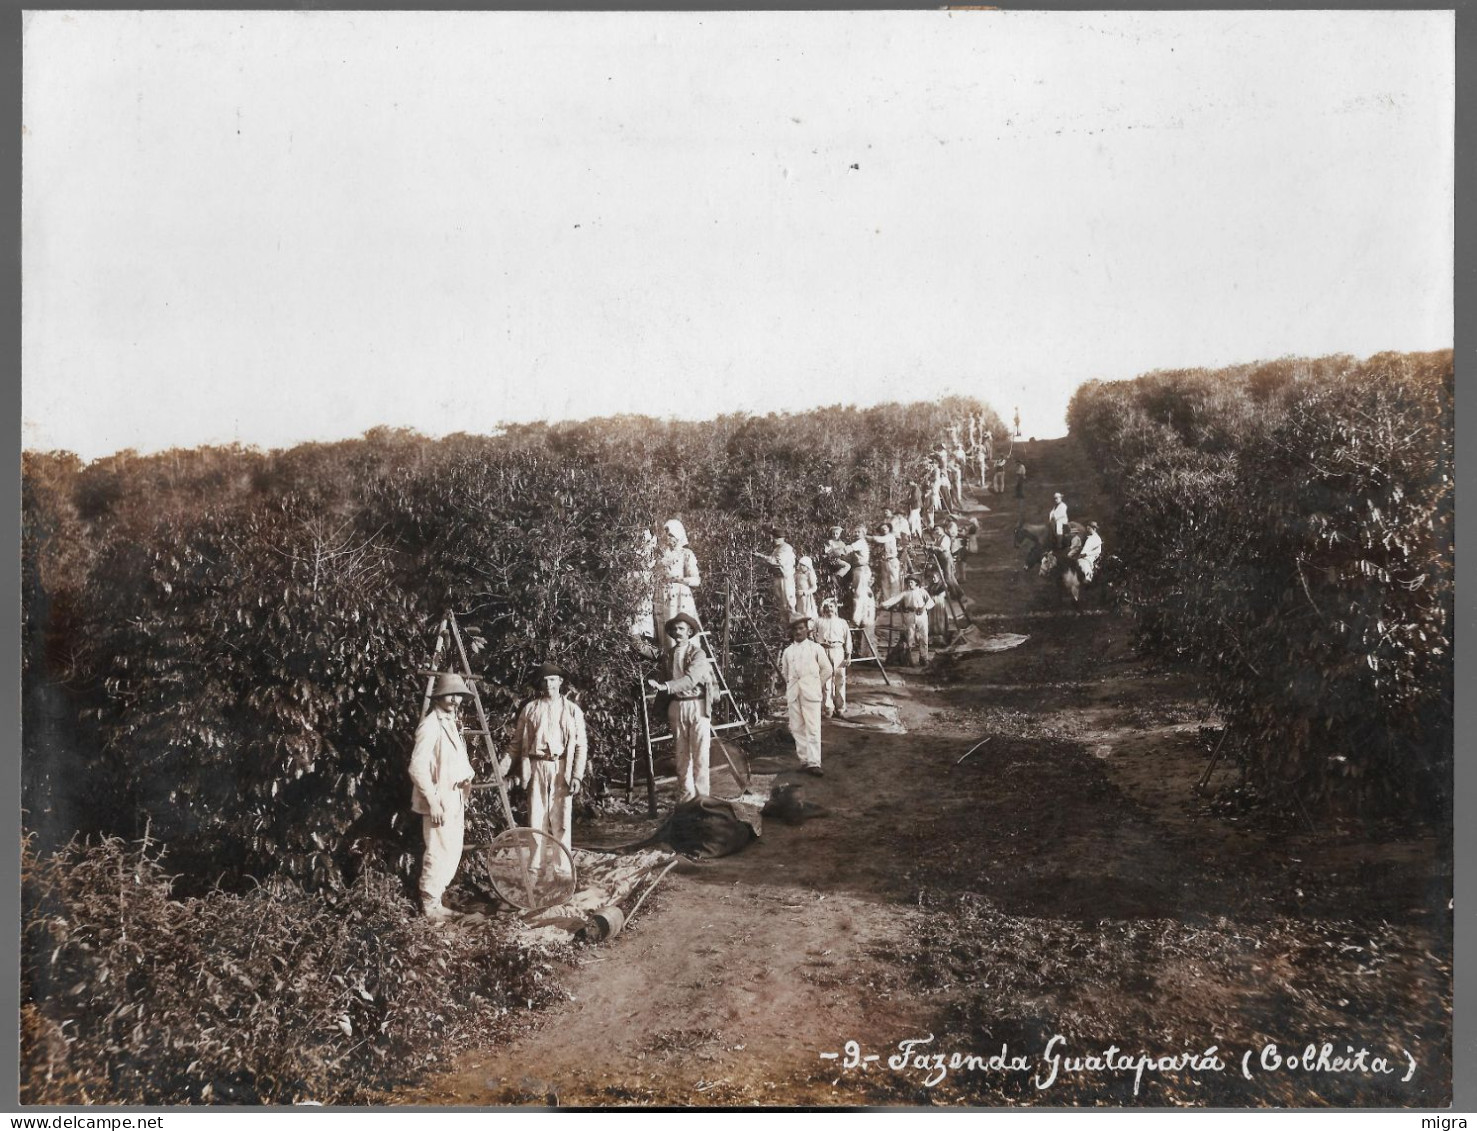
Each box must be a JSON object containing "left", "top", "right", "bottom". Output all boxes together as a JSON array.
[{"left": 400, "top": 437, "right": 1451, "bottom": 1109}]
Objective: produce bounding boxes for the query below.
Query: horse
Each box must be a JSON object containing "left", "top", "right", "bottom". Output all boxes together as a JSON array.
[{"left": 1015, "top": 520, "right": 1090, "bottom": 610}]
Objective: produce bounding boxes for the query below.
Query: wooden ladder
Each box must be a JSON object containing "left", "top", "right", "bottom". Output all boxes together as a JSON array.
[
  {"left": 848, "top": 620, "right": 892, "bottom": 684},
  {"left": 634, "top": 613, "right": 756, "bottom": 815}
]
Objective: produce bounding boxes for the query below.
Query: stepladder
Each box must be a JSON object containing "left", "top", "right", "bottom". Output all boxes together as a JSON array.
[
  {"left": 635, "top": 613, "right": 755, "bottom": 816},
  {"left": 418, "top": 609, "right": 573, "bottom": 911},
  {"left": 848, "top": 617, "right": 892, "bottom": 684}
]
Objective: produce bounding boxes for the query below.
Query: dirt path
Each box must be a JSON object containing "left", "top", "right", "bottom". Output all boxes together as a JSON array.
[{"left": 404, "top": 436, "right": 1451, "bottom": 1108}]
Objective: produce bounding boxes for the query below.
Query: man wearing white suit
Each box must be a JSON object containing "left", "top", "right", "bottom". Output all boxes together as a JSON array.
[
  {"left": 409, "top": 673, "right": 500, "bottom": 921},
  {"left": 780, "top": 615, "right": 834, "bottom": 777}
]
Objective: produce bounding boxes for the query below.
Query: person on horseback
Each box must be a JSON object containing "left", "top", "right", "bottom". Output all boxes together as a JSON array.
[{"left": 1074, "top": 521, "right": 1103, "bottom": 584}]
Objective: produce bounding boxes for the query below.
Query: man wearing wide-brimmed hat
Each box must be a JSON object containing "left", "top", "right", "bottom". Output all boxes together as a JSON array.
[
  {"left": 780, "top": 614, "right": 834, "bottom": 776},
  {"left": 510, "top": 662, "right": 588, "bottom": 854},
  {"left": 880, "top": 574, "right": 936, "bottom": 666},
  {"left": 409, "top": 672, "right": 483, "bottom": 920},
  {"left": 647, "top": 612, "right": 715, "bottom": 801}
]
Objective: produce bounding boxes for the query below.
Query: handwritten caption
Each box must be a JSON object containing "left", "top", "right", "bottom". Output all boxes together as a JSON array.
[{"left": 817, "top": 1034, "right": 1418, "bottom": 1095}]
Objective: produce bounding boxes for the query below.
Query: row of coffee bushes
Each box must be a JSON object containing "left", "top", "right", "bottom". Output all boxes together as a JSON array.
[
  {"left": 23, "top": 397, "right": 1002, "bottom": 889},
  {"left": 1067, "top": 351, "right": 1453, "bottom": 819}
]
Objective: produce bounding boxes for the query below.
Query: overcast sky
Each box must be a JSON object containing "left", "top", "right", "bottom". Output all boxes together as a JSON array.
[{"left": 22, "top": 10, "right": 1453, "bottom": 461}]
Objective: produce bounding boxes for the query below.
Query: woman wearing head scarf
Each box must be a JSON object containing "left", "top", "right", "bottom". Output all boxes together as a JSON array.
[{"left": 653, "top": 518, "right": 701, "bottom": 650}]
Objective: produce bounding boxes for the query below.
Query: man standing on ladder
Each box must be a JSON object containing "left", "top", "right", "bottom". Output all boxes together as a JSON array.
[
  {"left": 409, "top": 673, "right": 501, "bottom": 921},
  {"left": 510, "top": 663, "right": 588, "bottom": 856},
  {"left": 646, "top": 613, "right": 714, "bottom": 802},
  {"left": 754, "top": 529, "right": 798, "bottom": 630}
]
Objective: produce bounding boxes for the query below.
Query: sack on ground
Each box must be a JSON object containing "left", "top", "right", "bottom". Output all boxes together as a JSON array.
[{"left": 655, "top": 797, "right": 758, "bottom": 858}]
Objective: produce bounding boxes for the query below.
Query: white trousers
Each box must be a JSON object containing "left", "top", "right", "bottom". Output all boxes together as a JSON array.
[
  {"left": 821, "top": 647, "right": 847, "bottom": 715},
  {"left": 787, "top": 691, "right": 823, "bottom": 767},
  {"left": 527, "top": 760, "right": 573, "bottom": 856},
  {"left": 669, "top": 699, "right": 712, "bottom": 800},
  {"left": 419, "top": 792, "right": 466, "bottom": 909},
  {"left": 909, "top": 508, "right": 923, "bottom": 537},
  {"left": 880, "top": 558, "right": 901, "bottom": 601},
  {"left": 904, "top": 610, "right": 931, "bottom": 664}
]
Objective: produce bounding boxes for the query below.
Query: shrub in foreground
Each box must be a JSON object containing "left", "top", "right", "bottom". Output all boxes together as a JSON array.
[{"left": 21, "top": 835, "right": 566, "bottom": 1105}]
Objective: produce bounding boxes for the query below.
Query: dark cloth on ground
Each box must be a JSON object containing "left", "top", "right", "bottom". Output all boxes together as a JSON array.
[{"left": 653, "top": 797, "right": 759, "bottom": 858}]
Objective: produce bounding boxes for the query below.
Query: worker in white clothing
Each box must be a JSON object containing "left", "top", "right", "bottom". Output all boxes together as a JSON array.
[
  {"left": 409, "top": 673, "right": 500, "bottom": 921},
  {"left": 780, "top": 615, "right": 834, "bottom": 776},
  {"left": 653, "top": 519, "right": 701, "bottom": 651},
  {"left": 510, "top": 663, "right": 588, "bottom": 857},
  {"left": 647, "top": 613, "right": 713, "bottom": 802},
  {"left": 848, "top": 552, "right": 876, "bottom": 632},
  {"left": 812, "top": 596, "right": 852, "bottom": 718},
  {"left": 868, "top": 521, "right": 901, "bottom": 601},
  {"left": 928, "top": 457, "right": 947, "bottom": 516},
  {"left": 845, "top": 524, "right": 872, "bottom": 569},
  {"left": 1048, "top": 493, "right": 1070, "bottom": 550},
  {"left": 880, "top": 575, "right": 936, "bottom": 666},
  {"left": 823, "top": 525, "right": 852, "bottom": 587}
]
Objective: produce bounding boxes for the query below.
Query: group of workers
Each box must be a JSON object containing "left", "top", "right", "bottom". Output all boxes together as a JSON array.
[
  {"left": 408, "top": 662, "right": 589, "bottom": 921},
  {"left": 407, "top": 416, "right": 1107, "bottom": 921}
]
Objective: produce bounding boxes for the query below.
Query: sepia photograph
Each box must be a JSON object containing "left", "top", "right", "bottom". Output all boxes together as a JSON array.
[{"left": 17, "top": 9, "right": 1457, "bottom": 1110}]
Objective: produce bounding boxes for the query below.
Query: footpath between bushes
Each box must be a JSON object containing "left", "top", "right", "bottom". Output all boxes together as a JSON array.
[{"left": 401, "top": 435, "right": 1451, "bottom": 1109}]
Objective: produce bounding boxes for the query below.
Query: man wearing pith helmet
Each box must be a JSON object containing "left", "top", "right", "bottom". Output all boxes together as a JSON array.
[
  {"left": 510, "top": 662, "right": 588, "bottom": 855},
  {"left": 647, "top": 612, "right": 715, "bottom": 802},
  {"left": 409, "top": 672, "right": 481, "bottom": 921}
]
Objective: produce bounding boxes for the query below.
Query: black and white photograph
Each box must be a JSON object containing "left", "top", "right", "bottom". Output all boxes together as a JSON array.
[{"left": 17, "top": 9, "right": 1457, "bottom": 1110}]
